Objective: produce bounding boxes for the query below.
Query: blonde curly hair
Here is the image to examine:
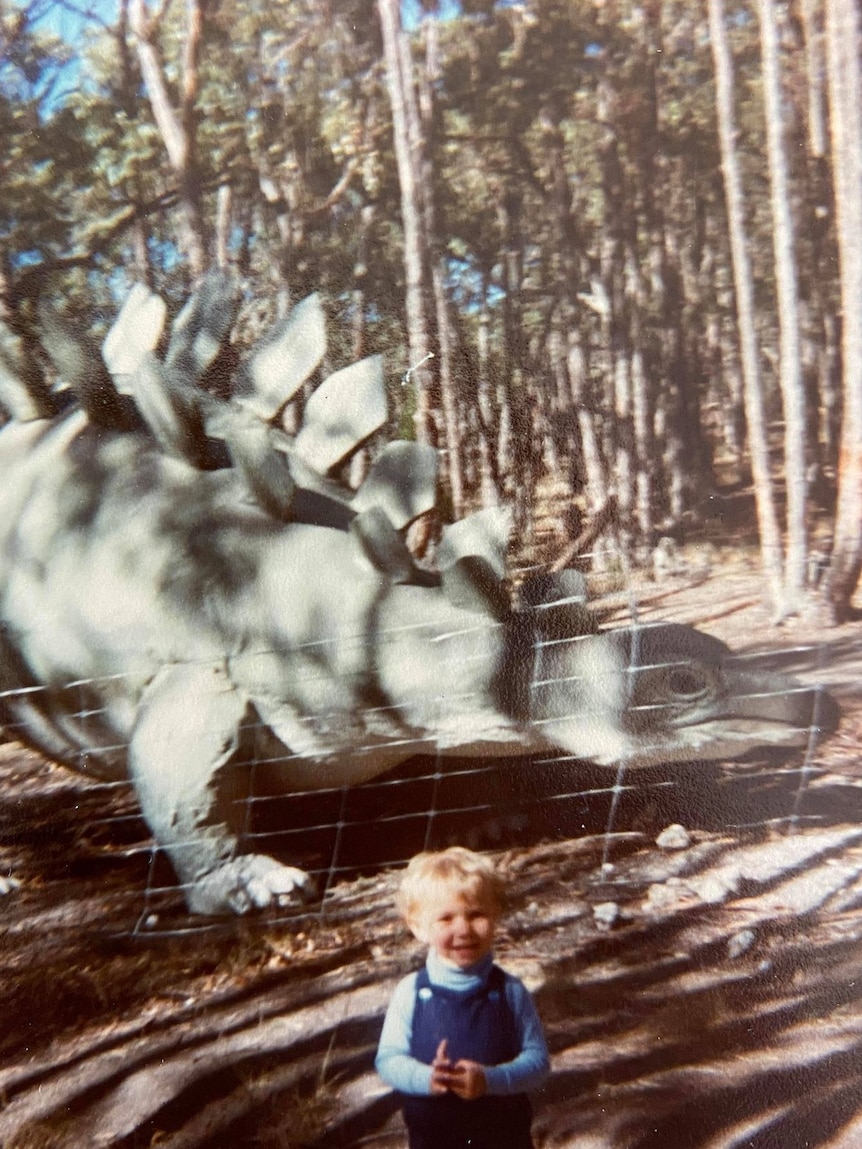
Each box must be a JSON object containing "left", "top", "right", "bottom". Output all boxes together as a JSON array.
[{"left": 396, "top": 846, "right": 505, "bottom": 929}]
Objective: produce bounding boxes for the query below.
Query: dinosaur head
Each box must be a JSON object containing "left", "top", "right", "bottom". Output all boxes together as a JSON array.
[{"left": 529, "top": 621, "right": 840, "bottom": 768}]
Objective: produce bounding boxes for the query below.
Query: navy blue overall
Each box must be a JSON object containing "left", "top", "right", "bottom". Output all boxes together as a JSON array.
[{"left": 401, "top": 965, "right": 534, "bottom": 1149}]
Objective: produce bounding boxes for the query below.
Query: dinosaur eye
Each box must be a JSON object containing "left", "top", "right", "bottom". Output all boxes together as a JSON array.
[{"left": 666, "top": 666, "right": 710, "bottom": 699}]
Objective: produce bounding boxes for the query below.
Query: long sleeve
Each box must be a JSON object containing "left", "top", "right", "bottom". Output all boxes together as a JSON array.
[
  {"left": 375, "top": 973, "right": 435, "bottom": 1095},
  {"left": 376, "top": 956, "right": 550, "bottom": 1098},
  {"left": 482, "top": 977, "right": 550, "bottom": 1096}
]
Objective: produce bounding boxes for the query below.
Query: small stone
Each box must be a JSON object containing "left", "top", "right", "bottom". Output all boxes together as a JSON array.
[
  {"left": 693, "top": 873, "right": 738, "bottom": 904},
  {"left": 656, "top": 824, "right": 691, "bottom": 850},
  {"left": 727, "top": 929, "right": 756, "bottom": 959},
  {"left": 644, "top": 882, "right": 682, "bottom": 913},
  {"left": 0, "top": 875, "right": 20, "bottom": 896},
  {"left": 593, "top": 901, "right": 619, "bottom": 930}
]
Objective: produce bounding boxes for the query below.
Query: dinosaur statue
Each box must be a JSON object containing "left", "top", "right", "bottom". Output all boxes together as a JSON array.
[{"left": 0, "top": 275, "right": 839, "bottom": 914}]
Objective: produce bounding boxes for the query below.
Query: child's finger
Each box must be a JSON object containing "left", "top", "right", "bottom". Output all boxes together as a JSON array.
[
  {"left": 444, "top": 1063, "right": 466, "bottom": 1095},
  {"left": 429, "top": 1072, "right": 450, "bottom": 1095},
  {"left": 449, "top": 1060, "right": 487, "bottom": 1100},
  {"left": 430, "top": 1043, "right": 454, "bottom": 1095}
]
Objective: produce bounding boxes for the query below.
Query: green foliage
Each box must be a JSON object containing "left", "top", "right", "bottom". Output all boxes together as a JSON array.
[
  {"left": 0, "top": 15, "right": 89, "bottom": 256},
  {"left": 0, "top": 0, "right": 849, "bottom": 587}
]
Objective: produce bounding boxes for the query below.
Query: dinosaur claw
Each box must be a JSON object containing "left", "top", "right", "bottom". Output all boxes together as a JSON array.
[{"left": 188, "top": 856, "right": 318, "bottom": 916}]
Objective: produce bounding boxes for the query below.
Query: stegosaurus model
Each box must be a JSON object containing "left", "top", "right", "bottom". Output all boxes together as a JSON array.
[{"left": 0, "top": 274, "right": 839, "bottom": 914}]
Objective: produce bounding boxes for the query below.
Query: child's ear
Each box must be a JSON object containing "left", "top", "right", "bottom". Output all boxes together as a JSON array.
[{"left": 407, "top": 915, "right": 430, "bottom": 944}]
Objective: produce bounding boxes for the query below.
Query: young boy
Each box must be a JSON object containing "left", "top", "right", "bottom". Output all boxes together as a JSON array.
[{"left": 376, "top": 847, "right": 550, "bottom": 1149}]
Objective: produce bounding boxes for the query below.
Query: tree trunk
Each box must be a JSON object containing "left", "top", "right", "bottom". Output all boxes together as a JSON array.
[
  {"left": 131, "top": 214, "right": 153, "bottom": 288},
  {"left": 497, "top": 193, "right": 531, "bottom": 532},
  {"left": 376, "top": 0, "right": 436, "bottom": 449},
  {"left": 567, "top": 327, "right": 608, "bottom": 519},
  {"left": 801, "top": 0, "right": 827, "bottom": 160},
  {"left": 799, "top": 0, "right": 839, "bottom": 489},
  {"left": 378, "top": 0, "right": 467, "bottom": 522},
  {"left": 629, "top": 14, "right": 665, "bottom": 553},
  {"left": 129, "top": 0, "right": 208, "bottom": 282},
  {"left": 431, "top": 259, "right": 464, "bottom": 515},
  {"left": 757, "top": 0, "right": 808, "bottom": 607},
  {"left": 822, "top": 0, "right": 862, "bottom": 619},
  {"left": 419, "top": 18, "right": 465, "bottom": 517},
  {"left": 597, "top": 78, "right": 632, "bottom": 567},
  {"left": 350, "top": 203, "right": 374, "bottom": 362},
  {"left": 214, "top": 184, "right": 231, "bottom": 269},
  {"left": 475, "top": 275, "right": 502, "bottom": 507},
  {"left": 708, "top": 0, "right": 786, "bottom": 613}
]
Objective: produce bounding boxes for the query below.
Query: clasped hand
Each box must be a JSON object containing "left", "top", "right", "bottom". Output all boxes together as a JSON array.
[{"left": 429, "top": 1038, "right": 487, "bottom": 1100}]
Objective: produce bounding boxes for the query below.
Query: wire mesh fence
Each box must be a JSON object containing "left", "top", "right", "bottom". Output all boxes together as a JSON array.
[{"left": 0, "top": 566, "right": 844, "bottom": 943}]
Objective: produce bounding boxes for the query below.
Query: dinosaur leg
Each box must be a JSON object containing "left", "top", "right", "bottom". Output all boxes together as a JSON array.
[{"left": 129, "top": 662, "right": 315, "bottom": 915}]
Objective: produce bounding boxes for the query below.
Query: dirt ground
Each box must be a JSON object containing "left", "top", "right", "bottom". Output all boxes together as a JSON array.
[{"left": 0, "top": 561, "right": 860, "bottom": 1149}]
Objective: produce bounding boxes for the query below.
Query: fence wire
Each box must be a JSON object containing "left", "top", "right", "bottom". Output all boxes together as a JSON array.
[{"left": 0, "top": 570, "right": 843, "bottom": 942}]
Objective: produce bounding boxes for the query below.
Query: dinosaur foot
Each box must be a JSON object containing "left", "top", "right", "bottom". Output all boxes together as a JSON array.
[{"left": 186, "top": 855, "right": 318, "bottom": 916}]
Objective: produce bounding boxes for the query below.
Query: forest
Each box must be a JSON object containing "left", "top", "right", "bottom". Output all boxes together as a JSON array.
[{"left": 1, "top": 0, "right": 860, "bottom": 621}]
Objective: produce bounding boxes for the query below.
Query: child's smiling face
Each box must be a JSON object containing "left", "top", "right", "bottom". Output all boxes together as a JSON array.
[{"left": 410, "top": 885, "right": 499, "bottom": 969}]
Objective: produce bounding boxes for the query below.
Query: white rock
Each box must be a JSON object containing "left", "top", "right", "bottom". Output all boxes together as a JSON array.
[
  {"left": 656, "top": 824, "right": 691, "bottom": 850},
  {"left": 593, "top": 901, "right": 620, "bottom": 930},
  {"left": 692, "top": 872, "right": 739, "bottom": 904},
  {"left": 644, "top": 882, "right": 683, "bottom": 913},
  {"left": 727, "top": 929, "right": 756, "bottom": 959}
]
